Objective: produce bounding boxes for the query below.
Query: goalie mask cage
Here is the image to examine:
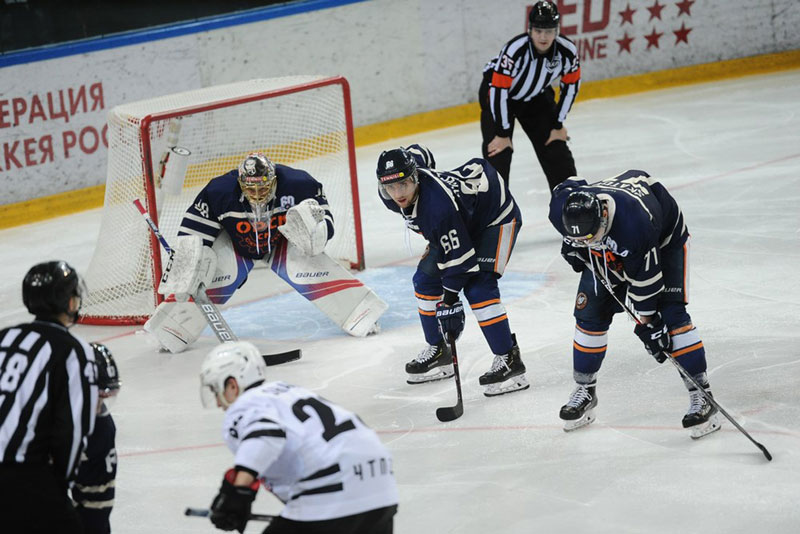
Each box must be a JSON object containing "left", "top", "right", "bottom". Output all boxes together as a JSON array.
[{"left": 80, "top": 76, "right": 363, "bottom": 325}]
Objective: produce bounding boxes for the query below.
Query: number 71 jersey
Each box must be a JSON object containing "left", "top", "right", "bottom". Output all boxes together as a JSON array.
[{"left": 222, "top": 381, "right": 398, "bottom": 521}]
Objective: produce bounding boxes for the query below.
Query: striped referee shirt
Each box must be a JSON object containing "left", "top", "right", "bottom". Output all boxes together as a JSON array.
[
  {"left": 486, "top": 33, "right": 581, "bottom": 136},
  {"left": 0, "top": 320, "right": 97, "bottom": 484}
]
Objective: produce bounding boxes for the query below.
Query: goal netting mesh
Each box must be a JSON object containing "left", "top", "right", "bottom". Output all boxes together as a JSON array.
[{"left": 80, "top": 76, "right": 362, "bottom": 325}]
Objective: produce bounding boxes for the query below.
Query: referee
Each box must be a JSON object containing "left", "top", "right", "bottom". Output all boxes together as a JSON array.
[
  {"left": 480, "top": 0, "right": 580, "bottom": 190},
  {"left": 0, "top": 261, "right": 98, "bottom": 534}
]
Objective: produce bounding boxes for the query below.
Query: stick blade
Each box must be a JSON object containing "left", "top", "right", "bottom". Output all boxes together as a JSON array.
[
  {"left": 262, "top": 349, "right": 302, "bottom": 367},
  {"left": 758, "top": 443, "right": 773, "bottom": 462},
  {"left": 436, "top": 403, "right": 463, "bottom": 422}
]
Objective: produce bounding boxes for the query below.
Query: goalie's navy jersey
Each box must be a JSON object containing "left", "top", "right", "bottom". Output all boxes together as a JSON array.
[
  {"left": 548, "top": 170, "right": 688, "bottom": 314},
  {"left": 380, "top": 144, "right": 521, "bottom": 293},
  {"left": 178, "top": 164, "right": 333, "bottom": 260},
  {"left": 222, "top": 381, "right": 397, "bottom": 521}
]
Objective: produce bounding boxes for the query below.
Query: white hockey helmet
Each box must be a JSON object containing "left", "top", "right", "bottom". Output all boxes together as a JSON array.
[{"left": 199, "top": 341, "right": 267, "bottom": 409}]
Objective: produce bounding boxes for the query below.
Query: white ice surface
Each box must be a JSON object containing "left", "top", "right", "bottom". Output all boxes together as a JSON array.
[{"left": 1, "top": 71, "right": 799, "bottom": 533}]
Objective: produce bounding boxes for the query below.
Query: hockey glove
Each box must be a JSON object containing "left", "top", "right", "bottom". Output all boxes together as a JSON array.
[
  {"left": 436, "top": 300, "right": 465, "bottom": 342},
  {"left": 210, "top": 469, "right": 259, "bottom": 533},
  {"left": 561, "top": 240, "right": 589, "bottom": 273},
  {"left": 634, "top": 314, "right": 670, "bottom": 363}
]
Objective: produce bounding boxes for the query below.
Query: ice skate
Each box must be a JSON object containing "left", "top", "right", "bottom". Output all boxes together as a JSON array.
[
  {"left": 478, "top": 338, "right": 529, "bottom": 397},
  {"left": 682, "top": 388, "right": 721, "bottom": 439},
  {"left": 560, "top": 383, "right": 597, "bottom": 432},
  {"left": 405, "top": 341, "right": 454, "bottom": 384}
]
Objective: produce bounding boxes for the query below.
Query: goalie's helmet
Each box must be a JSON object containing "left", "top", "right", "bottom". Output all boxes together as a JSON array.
[
  {"left": 91, "top": 342, "right": 121, "bottom": 397},
  {"left": 22, "top": 260, "right": 85, "bottom": 321},
  {"left": 376, "top": 147, "right": 418, "bottom": 200},
  {"left": 238, "top": 152, "right": 277, "bottom": 205},
  {"left": 529, "top": 1, "right": 560, "bottom": 30},
  {"left": 199, "top": 341, "right": 267, "bottom": 409},
  {"left": 562, "top": 190, "right": 602, "bottom": 240}
]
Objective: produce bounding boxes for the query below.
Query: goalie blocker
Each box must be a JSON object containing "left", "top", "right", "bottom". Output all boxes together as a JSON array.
[{"left": 145, "top": 234, "right": 386, "bottom": 353}]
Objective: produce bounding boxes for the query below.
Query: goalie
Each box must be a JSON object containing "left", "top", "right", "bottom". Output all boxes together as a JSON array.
[{"left": 145, "top": 152, "right": 382, "bottom": 353}]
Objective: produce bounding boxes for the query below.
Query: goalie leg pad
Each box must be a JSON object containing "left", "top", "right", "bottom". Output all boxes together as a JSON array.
[
  {"left": 205, "top": 232, "right": 255, "bottom": 304},
  {"left": 144, "top": 301, "right": 207, "bottom": 353}
]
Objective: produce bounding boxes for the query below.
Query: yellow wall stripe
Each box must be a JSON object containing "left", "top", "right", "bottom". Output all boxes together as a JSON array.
[{"left": 3, "top": 49, "right": 799, "bottom": 230}]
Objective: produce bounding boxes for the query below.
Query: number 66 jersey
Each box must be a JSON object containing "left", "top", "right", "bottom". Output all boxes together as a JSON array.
[{"left": 221, "top": 381, "right": 398, "bottom": 521}]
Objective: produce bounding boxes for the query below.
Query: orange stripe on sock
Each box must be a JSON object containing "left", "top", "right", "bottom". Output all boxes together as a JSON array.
[
  {"left": 669, "top": 324, "right": 694, "bottom": 336},
  {"left": 471, "top": 298, "right": 501, "bottom": 309},
  {"left": 573, "top": 341, "right": 607, "bottom": 353},
  {"left": 418, "top": 309, "right": 436, "bottom": 316},
  {"left": 415, "top": 292, "right": 442, "bottom": 301},
  {"left": 576, "top": 324, "right": 607, "bottom": 336},
  {"left": 671, "top": 341, "right": 704, "bottom": 357},
  {"left": 478, "top": 315, "right": 507, "bottom": 327}
]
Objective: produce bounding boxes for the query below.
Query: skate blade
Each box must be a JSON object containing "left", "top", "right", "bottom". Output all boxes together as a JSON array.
[
  {"left": 407, "top": 364, "right": 454, "bottom": 384},
  {"left": 483, "top": 374, "right": 530, "bottom": 397},
  {"left": 563, "top": 409, "right": 596, "bottom": 432},
  {"left": 689, "top": 414, "right": 722, "bottom": 440}
]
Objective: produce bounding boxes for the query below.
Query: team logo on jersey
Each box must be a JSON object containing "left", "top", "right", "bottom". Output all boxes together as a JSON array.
[
  {"left": 545, "top": 57, "right": 562, "bottom": 73},
  {"left": 280, "top": 196, "right": 295, "bottom": 210},
  {"left": 575, "top": 292, "right": 588, "bottom": 310},
  {"left": 604, "top": 237, "right": 629, "bottom": 257}
]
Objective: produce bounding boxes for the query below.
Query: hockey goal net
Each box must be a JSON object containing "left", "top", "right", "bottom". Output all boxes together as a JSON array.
[{"left": 80, "top": 76, "right": 363, "bottom": 325}]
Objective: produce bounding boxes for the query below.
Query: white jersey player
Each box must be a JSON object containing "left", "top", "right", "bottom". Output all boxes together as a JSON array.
[{"left": 200, "top": 342, "right": 398, "bottom": 533}]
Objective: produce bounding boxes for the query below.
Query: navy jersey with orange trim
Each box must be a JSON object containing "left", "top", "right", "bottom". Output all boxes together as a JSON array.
[
  {"left": 379, "top": 145, "right": 521, "bottom": 294},
  {"left": 486, "top": 33, "right": 580, "bottom": 135},
  {"left": 548, "top": 171, "right": 688, "bottom": 315},
  {"left": 177, "top": 164, "right": 333, "bottom": 260}
]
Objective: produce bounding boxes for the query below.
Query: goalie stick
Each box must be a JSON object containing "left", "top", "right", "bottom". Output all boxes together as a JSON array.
[
  {"left": 184, "top": 507, "right": 274, "bottom": 523},
  {"left": 133, "top": 199, "right": 301, "bottom": 366},
  {"left": 436, "top": 334, "right": 464, "bottom": 422},
  {"left": 583, "top": 252, "right": 773, "bottom": 461}
]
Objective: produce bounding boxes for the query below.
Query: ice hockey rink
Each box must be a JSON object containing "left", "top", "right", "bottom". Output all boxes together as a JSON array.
[{"left": 1, "top": 70, "right": 799, "bottom": 533}]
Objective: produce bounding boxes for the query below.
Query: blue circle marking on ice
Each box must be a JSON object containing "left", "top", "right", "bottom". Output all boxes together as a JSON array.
[{"left": 212, "top": 266, "right": 546, "bottom": 341}]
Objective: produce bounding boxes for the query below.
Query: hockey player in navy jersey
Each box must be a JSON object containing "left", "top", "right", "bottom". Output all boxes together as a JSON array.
[
  {"left": 548, "top": 171, "right": 720, "bottom": 438},
  {"left": 144, "top": 153, "right": 335, "bottom": 352},
  {"left": 376, "top": 145, "right": 529, "bottom": 397},
  {"left": 200, "top": 342, "right": 398, "bottom": 533},
  {"left": 72, "top": 343, "right": 121, "bottom": 534}
]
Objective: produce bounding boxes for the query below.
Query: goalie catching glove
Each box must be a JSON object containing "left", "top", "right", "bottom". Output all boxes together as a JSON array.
[
  {"left": 158, "top": 235, "right": 217, "bottom": 300},
  {"left": 278, "top": 198, "right": 328, "bottom": 256}
]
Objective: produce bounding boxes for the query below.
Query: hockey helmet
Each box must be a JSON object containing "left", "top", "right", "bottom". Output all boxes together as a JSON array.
[
  {"left": 91, "top": 342, "right": 121, "bottom": 398},
  {"left": 22, "top": 260, "right": 85, "bottom": 321},
  {"left": 238, "top": 152, "right": 277, "bottom": 205},
  {"left": 200, "top": 341, "right": 268, "bottom": 409},
  {"left": 562, "top": 191, "right": 603, "bottom": 241},
  {"left": 529, "top": 1, "right": 560, "bottom": 30},
  {"left": 376, "top": 147, "right": 418, "bottom": 200}
]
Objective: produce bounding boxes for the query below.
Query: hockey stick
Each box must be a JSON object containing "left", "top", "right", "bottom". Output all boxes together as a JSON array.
[
  {"left": 583, "top": 253, "right": 772, "bottom": 461},
  {"left": 133, "top": 199, "right": 301, "bottom": 366},
  {"left": 436, "top": 334, "right": 464, "bottom": 422},
  {"left": 184, "top": 507, "right": 274, "bottom": 523}
]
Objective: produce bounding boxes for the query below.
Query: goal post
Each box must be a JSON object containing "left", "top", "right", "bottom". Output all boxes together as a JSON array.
[{"left": 80, "top": 76, "right": 363, "bottom": 325}]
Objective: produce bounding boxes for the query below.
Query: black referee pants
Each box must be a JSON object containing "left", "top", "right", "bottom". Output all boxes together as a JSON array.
[
  {"left": 262, "top": 504, "right": 397, "bottom": 534},
  {"left": 0, "top": 463, "right": 84, "bottom": 534},
  {"left": 479, "top": 74, "right": 576, "bottom": 190}
]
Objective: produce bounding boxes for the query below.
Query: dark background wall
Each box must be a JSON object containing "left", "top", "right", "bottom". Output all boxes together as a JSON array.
[{"left": 0, "top": 0, "right": 289, "bottom": 53}]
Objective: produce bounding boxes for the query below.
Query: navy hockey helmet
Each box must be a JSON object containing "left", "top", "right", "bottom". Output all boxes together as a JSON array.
[
  {"left": 22, "top": 260, "right": 85, "bottom": 320},
  {"left": 238, "top": 152, "right": 277, "bottom": 205},
  {"left": 91, "top": 343, "right": 121, "bottom": 397},
  {"left": 376, "top": 148, "right": 418, "bottom": 199},
  {"left": 529, "top": 1, "right": 560, "bottom": 30},
  {"left": 562, "top": 191, "right": 603, "bottom": 240}
]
